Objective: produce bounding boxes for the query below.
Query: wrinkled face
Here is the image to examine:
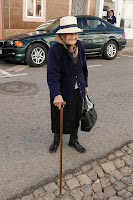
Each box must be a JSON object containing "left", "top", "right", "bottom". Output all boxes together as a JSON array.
[
  {"left": 110, "top": 11, "right": 113, "bottom": 17},
  {"left": 64, "top": 33, "right": 78, "bottom": 45}
]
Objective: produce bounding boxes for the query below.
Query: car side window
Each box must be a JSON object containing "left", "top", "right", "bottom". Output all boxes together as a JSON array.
[
  {"left": 84, "top": 18, "right": 108, "bottom": 30},
  {"left": 77, "top": 17, "right": 84, "bottom": 30}
]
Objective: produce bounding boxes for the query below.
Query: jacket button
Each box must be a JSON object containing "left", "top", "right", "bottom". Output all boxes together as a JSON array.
[
  {"left": 80, "top": 91, "right": 82, "bottom": 93},
  {"left": 76, "top": 68, "right": 77, "bottom": 69},
  {"left": 78, "top": 83, "right": 80, "bottom": 85},
  {"left": 76, "top": 76, "right": 77, "bottom": 78}
]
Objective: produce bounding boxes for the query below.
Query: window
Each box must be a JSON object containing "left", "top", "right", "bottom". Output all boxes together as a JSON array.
[
  {"left": 23, "top": 0, "right": 46, "bottom": 22},
  {"left": 84, "top": 18, "right": 108, "bottom": 30},
  {"left": 27, "top": 0, "right": 43, "bottom": 18}
]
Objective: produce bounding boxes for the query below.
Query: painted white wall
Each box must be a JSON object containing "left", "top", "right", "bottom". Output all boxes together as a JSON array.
[{"left": 95, "top": 0, "right": 104, "bottom": 18}]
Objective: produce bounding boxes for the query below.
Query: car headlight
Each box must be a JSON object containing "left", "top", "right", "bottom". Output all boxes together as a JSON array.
[{"left": 14, "top": 41, "right": 23, "bottom": 46}]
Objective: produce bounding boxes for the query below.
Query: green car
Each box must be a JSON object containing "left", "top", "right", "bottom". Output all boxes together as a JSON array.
[{"left": 0, "top": 15, "right": 126, "bottom": 67}]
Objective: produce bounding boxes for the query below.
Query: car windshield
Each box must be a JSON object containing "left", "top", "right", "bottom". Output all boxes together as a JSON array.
[{"left": 35, "top": 18, "right": 60, "bottom": 33}]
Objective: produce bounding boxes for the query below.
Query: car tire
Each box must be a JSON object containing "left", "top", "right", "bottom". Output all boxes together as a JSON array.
[
  {"left": 103, "top": 40, "right": 118, "bottom": 60},
  {"left": 26, "top": 43, "right": 48, "bottom": 67}
]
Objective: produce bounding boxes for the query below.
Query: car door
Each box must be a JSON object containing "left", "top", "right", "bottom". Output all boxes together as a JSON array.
[{"left": 78, "top": 17, "right": 109, "bottom": 54}]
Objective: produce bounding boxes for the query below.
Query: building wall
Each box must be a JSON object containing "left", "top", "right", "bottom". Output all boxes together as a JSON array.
[
  {"left": 2, "top": 0, "right": 95, "bottom": 38},
  {"left": 0, "top": 0, "right": 2, "bottom": 39},
  {"left": 3, "top": 0, "right": 69, "bottom": 37},
  {"left": 90, "top": 0, "right": 96, "bottom": 16}
]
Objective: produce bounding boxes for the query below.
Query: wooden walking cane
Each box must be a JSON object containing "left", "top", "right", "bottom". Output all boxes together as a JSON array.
[{"left": 59, "top": 101, "right": 66, "bottom": 197}]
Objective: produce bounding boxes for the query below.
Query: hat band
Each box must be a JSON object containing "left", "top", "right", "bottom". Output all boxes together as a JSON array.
[{"left": 60, "top": 24, "right": 78, "bottom": 29}]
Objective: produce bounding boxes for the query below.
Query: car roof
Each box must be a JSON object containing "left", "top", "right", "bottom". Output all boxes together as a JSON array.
[{"left": 35, "top": 15, "right": 110, "bottom": 31}]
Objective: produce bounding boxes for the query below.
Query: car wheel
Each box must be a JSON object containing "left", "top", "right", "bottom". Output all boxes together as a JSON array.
[
  {"left": 26, "top": 43, "right": 48, "bottom": 67},
  {"left": 103, "top": 40, "right": 118, "bottom": 60}
]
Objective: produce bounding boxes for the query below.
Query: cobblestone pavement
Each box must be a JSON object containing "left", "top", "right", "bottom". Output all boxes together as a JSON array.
[{"left": 14, "top": 143, "right": 133, "bottom": 200}]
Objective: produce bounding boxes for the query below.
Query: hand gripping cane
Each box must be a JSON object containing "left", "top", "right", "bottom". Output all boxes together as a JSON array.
[{"left": 59, "top": 101, "right": 66, "bottom": 197}]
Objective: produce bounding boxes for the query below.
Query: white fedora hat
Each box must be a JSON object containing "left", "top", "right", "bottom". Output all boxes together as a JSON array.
[{"left": 56, "top": 16, "right": 83, "bottom": 34}]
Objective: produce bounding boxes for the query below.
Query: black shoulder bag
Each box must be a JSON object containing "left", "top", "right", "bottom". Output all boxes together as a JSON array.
[{"left": 81, "top": 95, "right": 97, "bottom": 132}]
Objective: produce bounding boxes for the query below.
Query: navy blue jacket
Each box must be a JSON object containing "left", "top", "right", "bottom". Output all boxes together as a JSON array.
[
  {"left": 107, "top": 16, "right": 116, "bottom": 24},
  {"left": 47, "top": 40, "right": 88, "bottom": 105}
]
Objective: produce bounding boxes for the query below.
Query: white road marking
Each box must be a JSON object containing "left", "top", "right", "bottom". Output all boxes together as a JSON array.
[
  {"left": 0, "top": 69, "right": 12, "bottom": 76},
  {"left": 6, "top": 65, "right": 29, "bottom": 72},
  {"left": 0, "top": 73, "right": 27, "bottom": 78},
  {"left": 120, "top": 55, "right": 133, "bottom": 58},
  {"left": 87, "top": 64, "right": 103, "bottom": 68}
]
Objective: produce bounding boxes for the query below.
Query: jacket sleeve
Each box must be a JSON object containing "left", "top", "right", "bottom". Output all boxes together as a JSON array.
[
  {"left": 47, "top": 47, "right": 61, "bottom": 99},
  {"left": 81, "top": 42, "right": 88, "bottom": 87}
]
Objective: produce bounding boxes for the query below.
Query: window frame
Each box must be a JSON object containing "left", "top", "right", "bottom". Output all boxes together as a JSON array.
[
  {"left": 84, "top": 17, "right": 109, "bottom": 31},
  {"left": 23, "top": 0, "right": 46, "bottom": 22},
  {"left": 26, "top": 0, "right": 43, "bottom": 18}
]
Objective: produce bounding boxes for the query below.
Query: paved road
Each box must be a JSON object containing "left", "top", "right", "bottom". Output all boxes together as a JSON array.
[{"left": 0, "top": 53, "right": 133, "bottom": 200}]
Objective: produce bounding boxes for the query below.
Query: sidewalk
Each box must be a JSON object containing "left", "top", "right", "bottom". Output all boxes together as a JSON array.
[
  {"left": 121, "top": 39, "right": 133, "bottom": 54},
  {"left": 14, "top": 143, "right": 133, "bottom": 200}
]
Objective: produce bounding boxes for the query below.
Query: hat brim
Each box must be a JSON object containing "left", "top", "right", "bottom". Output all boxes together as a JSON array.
[{"left": 56, "top": 27, "right": 83, "bottom": 34}]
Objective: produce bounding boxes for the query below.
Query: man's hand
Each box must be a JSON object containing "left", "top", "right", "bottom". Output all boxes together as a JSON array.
[
  {"left": 85, "top": 87, "right": 88, "bottom": 95},
  {"left": 53, "top": 95, "right": 64, "bottom": 110}
]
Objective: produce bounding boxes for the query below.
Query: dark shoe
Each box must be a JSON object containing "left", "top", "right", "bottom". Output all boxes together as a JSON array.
[
  {"left": 68, "top": 141, "right": 86, "bottom": 153},
  {"left": 49, "top": 141, "right": 59, "bottom": 153}
]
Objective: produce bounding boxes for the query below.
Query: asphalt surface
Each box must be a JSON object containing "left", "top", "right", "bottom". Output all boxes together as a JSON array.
[{"left": 0, "top": 52, "right": 133, "bottom": 200}]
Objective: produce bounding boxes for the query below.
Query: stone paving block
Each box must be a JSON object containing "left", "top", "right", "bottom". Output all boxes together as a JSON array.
[
  {"left": 121, "top": 146, "right": 133, "bottom": 154},
  {"left": 106, "top": 175, "right": 116, "bottom": 184},
  {"left": 110, "top": 170, "right": 124, "bottom": 181},
  {"left": 117, "top": 189, "right": 132, "bottom": 198},
  {"left": 66, "top": 177, "right": 80, "bottom": 190},
  {"left": 100, "top": 177, "right": 110, "bottom": 188},
  {"left": 128, "top": 143, "right": 133, "bottom": 151},
  {"left": 61, "top": 194, "right": 74, "bottom": 200},
  {"left": 101, "top": 161, "right": 116, "bottom": 174},
  {"left": 122, "top": 155, "right": 133, "bottom": 166},
  {"left": 92, "top": 181, "right": 102, "bottom": 193},
  {"left": 33, "top": 187, "right": 45, "bottom": 198},
  {"left": 81, "top": 184, "right": 93, "bottom": 196},
  {"left": 74, "top": 170, "right": 82, "bottom": 176},
  {"left": 131, "top": 172, "right": 133, "bottom": 179},
  {"left": 22, "top": 194, "right": 35, "bottom": 200},
  {"left": 127, "top": 185, "right": 133, "bottom": 192},
  {"left": 55, "top": 188, "right": 66, "bottom": 196},
  {"left": 57, "top": 179, "right": 65, "bottom": 187},
  {"left": 90, "top": 161, "right": 98, "bottom": 167},
  {"left": 64, "top": 174, "right": 73, "bottom": 180},
  {"left": 87, "top": 170, "right": 98, "bottom": 182},
  {"left": 81, "top": 164, "right": 91, "bottom": 173},
  {"left": 63, "top": 185, "right": 69, "bottom": 191},
  {"left": 83, "top": 196, "right": 93, "bottom": 200},
  {"left": 104, "top": 186, "right": 116, "bottom": 198},
  {"left": 70, "top": 188, "right": 84, "bottom": 200},
  {"left": 108, "top": 196, "right": 123, "bottom": 200},
  {"left": 93, "top": 166, "right": 105, "bottom": 178},
  {"left": 114, "top": 151, "right": 124, "bottom": 157},
  {"left": 108, "top": 154, "right": 117, "bottom": 161},
  {"left": 98, "top": 158, "right": 107, "bottom": 164},
  {"left": 14, "top": 199, "right": 21, "bottom": 200},
  {"left": 112, "top": 181, "right": 126, "bottom": 191},
  {"left": 113, "top": 159, "right": 125, "bottom": 169},
  {"left": 120, "top": 176, "right": 132, "bottom": 184},
  {"left": 44, "top": 182, "right": 58, "bottom": 193},
  {"left": 120, "top": 166, "right": 132, "bottom": 176},
  {"left": 36, "top": 197, "right": 44, "bottom": 200},
  {"left": 127, "top": 196, "right": 133, "bottom": 200},
  {"left": 93, "top": 192, "right": 108, "bottom": 200},
  {"left": 43, "top": 193, "right": 55, "bottom": 200},
  {"left": 77, "top": 174, "right": 92, "bottom": 186}
]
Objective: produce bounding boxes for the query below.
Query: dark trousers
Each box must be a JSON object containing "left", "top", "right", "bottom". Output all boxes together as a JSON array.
[{"left": 53, "top": 88, "right": 82, "bottom": 143}]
